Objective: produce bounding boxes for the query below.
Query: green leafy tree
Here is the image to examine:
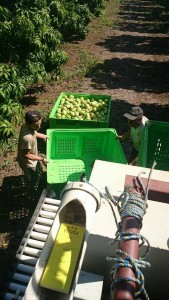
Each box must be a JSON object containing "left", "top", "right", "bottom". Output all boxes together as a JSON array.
[{"left": 0, "top": 0, "right": 108, "bottom": 141}]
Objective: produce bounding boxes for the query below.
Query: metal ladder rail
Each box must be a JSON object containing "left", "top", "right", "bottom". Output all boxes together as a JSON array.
[{"left": 2, "top": 190, "right": 61, "bottom": 300}]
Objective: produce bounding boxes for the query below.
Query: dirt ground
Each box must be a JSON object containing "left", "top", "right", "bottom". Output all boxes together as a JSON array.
[{"left": 0, "top": 0, "right": 169, "bottom": 294}]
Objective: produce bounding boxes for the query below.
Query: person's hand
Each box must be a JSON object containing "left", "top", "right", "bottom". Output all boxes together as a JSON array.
[
  {"left": 129, "top": 156, "right": 138, "bottom": 166},
  {"left": 117, "top": 135, "right": 122, "bottom": 141},
  {"left": 117, "top": 131, "right": 130, "bottom": 142},
  {"left": 42, "top": 158, "right": 49, "bottom": 164},
  {"left": 42, "top": 134, "right": 48, "bottom": 142},
  {"left": 129, "top": 160, "right": 136, "bottom": 166},
  {"left": 36, "top": 132, "right": 49, "bottom": 141}
]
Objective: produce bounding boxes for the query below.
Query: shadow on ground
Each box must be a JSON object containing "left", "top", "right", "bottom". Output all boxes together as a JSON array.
[
  {"left": 88, "top": 58, "right": 169, "bottom": 93},
  {"left": 86, "top": 0, "right": 169, "bottom": 93},
  {"left": 0, "top": 174, "right": 47, "bottom": 291},
  {"left": 119, "top": 0, "right": 169, "bottom": 34}
]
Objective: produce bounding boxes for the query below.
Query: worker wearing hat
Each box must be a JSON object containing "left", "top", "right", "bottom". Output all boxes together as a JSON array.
[
  {"left": 118, "top": 106, "right": 148, "bottom": 165},
  {"left": 17, "top": 110, "right": 48, "bottom": 199}
]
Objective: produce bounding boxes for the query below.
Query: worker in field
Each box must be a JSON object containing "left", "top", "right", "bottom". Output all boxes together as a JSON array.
[
  {"left": 17, "top": 110, "right": 48, "bottom": 200},
  {"left": 118, "top": 106, "right": 148, "bottom": 165}
]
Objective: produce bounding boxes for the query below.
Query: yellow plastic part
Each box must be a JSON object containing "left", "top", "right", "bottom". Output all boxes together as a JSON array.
[{"left": 40, "top": 222, "right": 85, "bottom": 294}]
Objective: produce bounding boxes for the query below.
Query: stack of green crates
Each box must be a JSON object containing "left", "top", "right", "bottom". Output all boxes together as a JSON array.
[
  {"left": 49, "top": 92, "right": 111, "bottom": 128},
  {"left": 138, "top": 120, "right": 169, "bottom": 171},
  {"left": 47, "top": 92, "right": 127, "bottom": 184},
  {"left": 47, "top": 128, "right": 127, "bottom": 184}
]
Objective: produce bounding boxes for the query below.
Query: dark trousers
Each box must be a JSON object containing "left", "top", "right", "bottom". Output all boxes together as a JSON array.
[
  {"left": 129, "top": 147, "right": 138, "bottom": 164},
  {"left": 19, "top": 161, "right": 43, "bottom": 200}
]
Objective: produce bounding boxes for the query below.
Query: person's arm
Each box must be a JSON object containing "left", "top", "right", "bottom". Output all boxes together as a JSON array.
[
  {"left": 130, "top": 155, "right": 138, "bottom": 166},
  {"left": 35, "top": 132, "right": 48, "bottom": 141},
  {"left": 117, "top": 130, "right": 130, "bottom": 142},
  {"left": 22, "top": 149, "right": 48, "bottom": 163}
]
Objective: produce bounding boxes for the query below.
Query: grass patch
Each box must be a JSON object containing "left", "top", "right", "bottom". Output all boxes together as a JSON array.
[
  {"left": 91, "top": 0, "right": 123, "bottom": 29},
  {"left": 61, "top": 50, "right": 100, "bottom": 81}
]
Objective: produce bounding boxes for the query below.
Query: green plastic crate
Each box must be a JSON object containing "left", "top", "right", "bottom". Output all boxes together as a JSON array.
[
  {"left": 49, "top": 92, "right": 111, "bottom": 128},
  {"left": 47, "top": 128, "right": 127, "bottom": 184},
  {"left": 138, "top": 120, "right": 169, "bottom": 171}
]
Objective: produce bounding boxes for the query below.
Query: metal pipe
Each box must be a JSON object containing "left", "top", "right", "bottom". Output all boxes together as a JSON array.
[
  {"left": 36, "top": 216, "right": 53, "bottom": 226},
  {"left": 30, "top": 231, "right": 47, "bottom": 241},
  {"left": 39, "top": 210, "right": 56, "bottom": 219},
  {"left": 8, "top": 282, "right": 26, "bottom": 293},
  {"left": 16, "top": 264, "right": 34, "bottom": 274},
  {"left": 16, "top": 254, "right": 38, "bottom": 265},
  {"left": 111, "top": 216, "right": 141, "bottom": 300},
  {"left": 44, "top": 198, "right": 61, "bottom": 205},
  {"left": 23, "top": 246, "right": 41, "bottom": 257},
  {"left": 42, "top": 203, "right": 59, "bottom": 212},
  {"left": 4, "top": 293, "right": 23, "bottom": 300},
  {"left": 11, "top": 273, "right": 31, "bottom": 284},
  {"left": 33, "top": 223, "right": 50, "bottom": 233},
  {"left": 27, "top": 238, "right": 45, "bottom": 249}
]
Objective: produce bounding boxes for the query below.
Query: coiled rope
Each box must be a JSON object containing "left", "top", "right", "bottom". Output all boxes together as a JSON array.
[
  {"left": 117, "top": 192, "right": 147, "bottom": 225},
  {"left": 106, "top": 191, "right": 150, "bottom": 299},
  {"left": 107, "top": 249, "right": 150, "bottom": 299},
  {"left": 110, "top": 231, "right": 150, "bottom": 259},
  {"left": 106, "top": 162, "right": 157, "bottom": 300}
]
